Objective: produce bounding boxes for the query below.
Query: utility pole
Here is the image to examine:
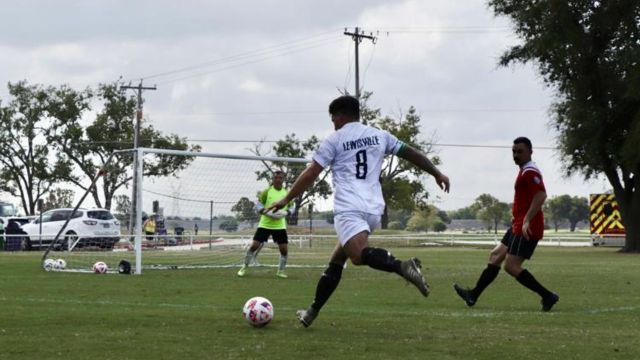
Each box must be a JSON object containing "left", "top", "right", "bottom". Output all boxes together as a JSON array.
[
  {"left": 344, "top": 27, "right": 376, "bottom": 124},
  {"left": 120, "top": 81, "right": 156, "bottom": 237}
]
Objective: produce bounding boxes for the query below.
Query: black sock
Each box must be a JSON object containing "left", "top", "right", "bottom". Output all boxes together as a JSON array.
[
  {"left": 516, "top": 269, "right": 553, "bottom": 299},
  {"left": 471, "top": 263, "right": 500, "bottom": 299},
  {"left": 310, "top": 262, "right": 344, "bottom": 312},
  {"left": 361, "top": 247, "right": 402, "bottom": 274}
]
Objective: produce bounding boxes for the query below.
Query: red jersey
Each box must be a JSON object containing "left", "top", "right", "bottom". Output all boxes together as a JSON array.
[{"left": 512, "top": 161, "right": 546, "bottom": 240}]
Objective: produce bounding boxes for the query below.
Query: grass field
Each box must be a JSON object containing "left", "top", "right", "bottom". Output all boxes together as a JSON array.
[{"left": 1, "top": 246, "right": 639, "bottom": 360}]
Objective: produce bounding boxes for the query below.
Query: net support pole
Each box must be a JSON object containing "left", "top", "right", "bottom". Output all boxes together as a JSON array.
[
  {"left": 209, "top": 200, "right": 213, "bottom": 236},
  {"left": 135, "top": 148, "right": 144, "bottom": 274}
]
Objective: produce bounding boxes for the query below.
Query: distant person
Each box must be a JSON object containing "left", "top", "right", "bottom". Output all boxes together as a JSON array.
[
  {"left": 453, "top": 137, "right": 559, "bottom": 311},
  {"left": 194, "top": 223, "right": 198, "bottom": 236},
  {"left": 237, "top": 170, "right": 295, "bottom": 278},
  {"left": 143, "top": 215, "right": 156, "bottom": 241},
  {"left": 268, "top": 95, "right": 450, "bottom": 327}
]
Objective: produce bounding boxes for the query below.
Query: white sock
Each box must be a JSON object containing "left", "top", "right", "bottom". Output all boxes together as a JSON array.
[
  {"left": 244, "top": 250, "right": 253, "bottom": 266},
  {"left": 278, "top": 255, "right": 287, "bottom": 271}
]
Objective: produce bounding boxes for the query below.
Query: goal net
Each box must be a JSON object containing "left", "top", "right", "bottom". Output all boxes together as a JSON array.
[{"left": 43, "top": 148, "right": 330, "bottom": 274}]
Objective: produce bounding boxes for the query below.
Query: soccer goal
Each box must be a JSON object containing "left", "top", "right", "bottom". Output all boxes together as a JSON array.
[{"left": 43, "top": 148, "right": 321, "bottom": 274}]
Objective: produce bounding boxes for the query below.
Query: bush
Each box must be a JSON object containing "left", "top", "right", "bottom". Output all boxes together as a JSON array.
[
  {"left": 387, "top": 221, "right": 404, "bottom": 230},
  {"left": 432, "top": 221, "right": 447, "bottom": 233},
  {"left": 219, "top": 219, "right": 238, "bottom": 232}
]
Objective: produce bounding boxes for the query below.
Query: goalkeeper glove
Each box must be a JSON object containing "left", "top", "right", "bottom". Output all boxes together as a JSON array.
[{"left": 268, "top": 210, "right": 287, "bottom": 219}]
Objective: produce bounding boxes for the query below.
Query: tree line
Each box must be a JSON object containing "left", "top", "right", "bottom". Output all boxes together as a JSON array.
[
  {"left": 0, "top": 81, "right": 200, "bottom": 216},
  {"left": 3, "top": 1, "right": 640, "bottom": 250}
]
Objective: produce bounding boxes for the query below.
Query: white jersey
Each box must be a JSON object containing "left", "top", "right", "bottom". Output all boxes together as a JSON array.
[{"left": 312, "top": 122, "right": 403, "bottom": 215}]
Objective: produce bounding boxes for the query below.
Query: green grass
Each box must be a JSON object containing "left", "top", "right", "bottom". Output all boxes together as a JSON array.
[{"left": 1, "top": 247, "right": 639, "bottom": 360}]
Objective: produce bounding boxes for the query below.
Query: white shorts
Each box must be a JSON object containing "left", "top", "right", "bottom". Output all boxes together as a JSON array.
[{"left": 334, "top": 211, "right": 381, "bottom": 246}]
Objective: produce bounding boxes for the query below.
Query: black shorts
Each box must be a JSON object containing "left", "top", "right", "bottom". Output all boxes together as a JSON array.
[
  {"left": 500, "top": 228, "right": 539, "bottom": 260},
  {"left": 253, "top": 228, "right": 288, "bottom": 244}
]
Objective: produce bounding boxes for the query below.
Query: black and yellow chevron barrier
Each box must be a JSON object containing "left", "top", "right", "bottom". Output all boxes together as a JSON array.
[{"left": 589, "top": 193, "right": 625, "bottom": 235}]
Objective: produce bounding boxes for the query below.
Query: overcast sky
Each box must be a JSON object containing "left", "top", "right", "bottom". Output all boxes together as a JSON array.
[{"left": 0, "top": 0, "right": 611, "bottom": 212}]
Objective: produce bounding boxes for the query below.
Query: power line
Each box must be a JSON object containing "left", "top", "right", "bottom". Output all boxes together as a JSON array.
[
  {"left": 148, "top": 107, "right": 546, "bottom": 119},
  {"left": 377, "top": 26, "right": 511, "bottom": 34},
  {"left": 128, "top": 35, "right": 341, "bottom": 85},
  {"left": 130, "top": 26, "right": 505, "bottom": 83},
  {"left": 154, "top": 37, "right": 343, "bottom": 85},
  {"left": 360, "top": 40, "right": 377, "bottom": 91},
  {"left": 131, "top": 30, "right": 340, "bottom": 81},
  {"left": 182, "top": 139, "right": 558, "bottom": 150},
  {"left": 64, "top": 139, "right": 559, "bottom": 150}
]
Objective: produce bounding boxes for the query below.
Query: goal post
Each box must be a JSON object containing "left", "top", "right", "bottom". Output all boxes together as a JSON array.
[
  {"left": 44, "top": 147, "right": 328, "bottom": 274},
  {"left": 134, "top": 147, "right": 321, "bottom": 274}
]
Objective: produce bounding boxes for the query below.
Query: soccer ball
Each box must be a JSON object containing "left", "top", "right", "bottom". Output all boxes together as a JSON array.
[
  {"left": 242, "top": 296, "right": 274, "bottom": 327},
  {"left": 43, "top": 259, "right": 56, "bottom": 272},
  {"left": 54, "top": 258, "right": 67, "bottom": 270},
  {"left": 92, "top": 261, "right": 108, "bottom": 274}
]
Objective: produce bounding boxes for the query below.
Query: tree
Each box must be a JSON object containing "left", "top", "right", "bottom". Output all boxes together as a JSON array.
[
  {"left": 48, "top": 82, "right": 202, "bottom": 210},
  {"left": 41, "top": 188, "right": 74, "bottom": 211},
  {"left": 474, "top": 194, "right": 510, "bottom": 234},
  {"left": 544, "top": 195, "right": 573, "bottom": 232},
  {"left": 251, "top": 133, "right": 332, "bottom": 225},
  {"left": 363, "top": 93, "right": 440, "bottom": 228},
  {"left": 388, "top": 208, "right": 413, "bottom": 229},
  {"left": 406, "top": 205, "right": 441, "bottom": 232},
  {"left": 544, "top": 195, "right": 589, "bottom": 232},
  {"left": 567, "top": 196, "right": 589, "bottom": 232},
  {"left": 489, "top": 1, "right": 640, "bottom": 251},
  {"left": 113, "top": 194, "right": 132, "bottom": 228},
  {"left": 406, "top": 207, "right": 432, "bottom": 232},
  {"left": 449, "top": 205, "right": 478, "bottom": 220},
  {"left": 231, "top": 197, "right": 260, "bottom": 227},
  {"left": 432, "top": 221, "right": 447, "bottom": 233},
  {"left": 219, "top": 218, "right": 238, "bottom": 232},
  {"left": 436, "top": 210, "right": 451, "bottom": 224},
  {"left": 0, "top": 81, "right": 83, "bottom": 215}
]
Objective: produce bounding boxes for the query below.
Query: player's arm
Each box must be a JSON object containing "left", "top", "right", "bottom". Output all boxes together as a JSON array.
[
  {"left": 267, "top": 161, "right": 324, "bottom": 212},
  {"left": 522, "top": 190, "right": 546, "bottom": 240},
  {"left": 397, "top": 144, "right": 450, "bottom": 193},
  {"left": 254, "top": 189, "right": 269, "bottom": 215}
]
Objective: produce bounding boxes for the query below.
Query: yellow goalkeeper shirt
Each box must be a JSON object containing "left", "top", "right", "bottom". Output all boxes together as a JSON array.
[{"left": 257, "top": 186, "right": 291, "bottom": 230}]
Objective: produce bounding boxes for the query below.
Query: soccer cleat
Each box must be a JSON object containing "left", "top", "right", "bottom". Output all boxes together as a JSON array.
[
  {"left": 276, "top": 271, "right": 288, "bottom": 278},
  {"left": 296, "top": 308, "right": 318, "bottom": 328},
  {"left": 541, "top": 293, "right": 559, "bottom": 312},
  {"left": 400, "top": 257, "right": 430, "bottom": 297},
  {"left": 453, "top": 284, "right": 477, "bottom": 307},
  {"left": 237, "top": 265, "right": 247, "bottom": 277}
]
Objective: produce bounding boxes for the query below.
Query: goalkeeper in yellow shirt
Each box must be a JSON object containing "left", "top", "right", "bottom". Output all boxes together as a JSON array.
[{"left": 237, "top": 170, "right": 295, "bottom": 278}]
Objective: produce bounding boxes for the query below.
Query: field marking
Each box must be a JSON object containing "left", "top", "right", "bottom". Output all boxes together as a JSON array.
[{"left": 2, "top": 296, "right": 637, "bottom": 317}]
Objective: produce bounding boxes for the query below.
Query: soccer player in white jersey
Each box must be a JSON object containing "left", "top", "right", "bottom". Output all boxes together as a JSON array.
[{"left": 268, "top": 95, "right": 450, "bottom": 327}]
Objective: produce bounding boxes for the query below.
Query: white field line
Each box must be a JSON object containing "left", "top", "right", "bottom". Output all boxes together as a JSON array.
[{"left": 1, "top": 296, "right": 637, "bottom": 317}]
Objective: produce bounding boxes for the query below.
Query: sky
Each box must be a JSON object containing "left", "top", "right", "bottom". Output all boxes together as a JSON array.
[{"left": 0, "top": 0, "right": 611, "bottom": 213}]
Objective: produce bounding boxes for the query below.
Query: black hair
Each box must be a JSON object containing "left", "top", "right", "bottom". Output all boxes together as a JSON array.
[
  {"left": 329, "top": 95, "right": 360, "bottom": 119},
  {"left": 513, "top": 136, "right": 532, "bottom": 150},
  {"left": 274, "top": 170, "right": 285, "bottom": 176}
]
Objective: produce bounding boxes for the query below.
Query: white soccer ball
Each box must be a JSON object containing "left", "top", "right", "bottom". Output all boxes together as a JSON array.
[
  {"left": 54, "top": 258, "right": 67, "bottom": 270},
  {"left": 43, "top": 259, "right": 56, "bottom": 272},
  {"left": 92, "top": 261, "right": 108, "bottom": 274},
  {"left": 242, "top": 296, "right": 274, "bottom": 327}
]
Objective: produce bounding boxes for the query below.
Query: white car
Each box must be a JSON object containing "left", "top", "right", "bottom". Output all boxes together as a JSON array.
[{"left": 20, "top": 208, "right": 121, "bottom": 250}]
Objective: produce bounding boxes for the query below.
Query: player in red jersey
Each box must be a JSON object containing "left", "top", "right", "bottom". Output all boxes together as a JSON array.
[{"left": 453, "top": 137, "right": 559, "bottom": 311}]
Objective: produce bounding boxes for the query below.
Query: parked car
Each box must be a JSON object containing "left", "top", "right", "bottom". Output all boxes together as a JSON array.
[{"left": 20, "top": 208, "right": 120, "bottom": 250}]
